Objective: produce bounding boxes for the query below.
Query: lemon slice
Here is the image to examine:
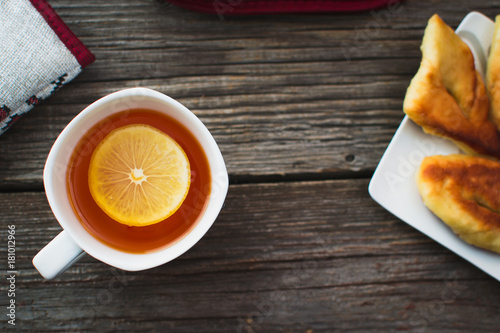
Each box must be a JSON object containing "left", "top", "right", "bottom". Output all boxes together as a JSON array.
[{"left": 88, "top": 124, "right": 190, "bottom": 227}]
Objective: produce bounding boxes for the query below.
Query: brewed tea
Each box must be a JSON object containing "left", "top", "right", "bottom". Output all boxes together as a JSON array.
[{"left": 67, "top": 109, "right": 211, "bottom": 254}]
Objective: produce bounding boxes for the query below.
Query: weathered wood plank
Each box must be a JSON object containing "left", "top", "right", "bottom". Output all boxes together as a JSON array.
[
  {"left": 2, "top": 1, "right": 500, "bottom": 332},
  {"left": 5, "top": 0, "right": 500, "bottom": 187},
  {"left": 1, "top": 179, "right": 499, "bottom": 331}
]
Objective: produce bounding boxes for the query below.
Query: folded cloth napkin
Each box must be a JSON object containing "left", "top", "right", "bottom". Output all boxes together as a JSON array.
[
  {"left": 0, "top": 0, "right": 95, "bottom": 135},
  {"left": 166, "top": 0, "right": 401, "bottom": 15}
]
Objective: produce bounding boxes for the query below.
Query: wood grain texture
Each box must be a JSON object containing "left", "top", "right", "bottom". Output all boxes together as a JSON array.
[
  {"left": 4, "top": 0, "right": 500, "bottom": 187},
  {"left": 1, "top": 179, "right": 499, "bottom": 332},
  {"left": 2, "top": 1, "right": 500, "bottom": 332}
]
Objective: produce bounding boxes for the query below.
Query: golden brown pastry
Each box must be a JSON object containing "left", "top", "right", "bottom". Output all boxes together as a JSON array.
[
  {"left": 417, "top": 154, "right": 500, "bottom": 253},
  {"left": 404, "top": 14, "right": 500, "bottom": 159},
  {"left": 487, "top": 15, "right": 500, "bottom": 130}
]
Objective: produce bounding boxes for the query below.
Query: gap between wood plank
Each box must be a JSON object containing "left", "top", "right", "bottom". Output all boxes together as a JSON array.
[{"left": 0, "top": 170, "right": 375, "bottom": 193}]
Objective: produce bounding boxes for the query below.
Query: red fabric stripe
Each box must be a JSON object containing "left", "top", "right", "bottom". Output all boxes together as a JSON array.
[
  {"left": 29, "top": 0, "right": 95, "bottom": 68},
  {"left": 166, "top": 0, "right": 399, "bottom": 14}
]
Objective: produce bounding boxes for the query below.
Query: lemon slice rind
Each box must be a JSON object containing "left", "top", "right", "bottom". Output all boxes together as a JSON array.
[{"left": 88, "top": 124, "right": 191, "bottom": 227}]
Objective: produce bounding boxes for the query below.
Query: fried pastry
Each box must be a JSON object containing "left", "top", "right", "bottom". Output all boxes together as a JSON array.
[
  {"left": 403, "top": 14, "right": 500, "bottom": 159},
  {"left": 417, "top": 154, "right": 500, "bottom": 253},
  {"left": 487, "top": 15, "right": 500, "bottom": 130}
]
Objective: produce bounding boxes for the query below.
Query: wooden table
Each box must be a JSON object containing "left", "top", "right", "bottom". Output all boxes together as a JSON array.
[{"left": 2, "top": 0, "right": 500, "bottom": 331}]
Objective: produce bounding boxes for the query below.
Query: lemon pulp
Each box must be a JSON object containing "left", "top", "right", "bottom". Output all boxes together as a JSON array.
[{"left": 88, "top": 124, "right": 191, "bottom": 227}]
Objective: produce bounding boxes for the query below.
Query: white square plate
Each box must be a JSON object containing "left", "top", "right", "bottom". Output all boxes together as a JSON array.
[{"left": 368, "top": 12, "right": 500, "bottom": 282}]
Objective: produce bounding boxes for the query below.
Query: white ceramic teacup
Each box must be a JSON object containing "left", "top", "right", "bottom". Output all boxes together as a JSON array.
[{"left": 33, "top": 87, "right": 228, "bottom": 279}]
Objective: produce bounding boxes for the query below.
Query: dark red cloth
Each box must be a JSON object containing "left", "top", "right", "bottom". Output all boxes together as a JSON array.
[
  {"left": 30, "top": 0, "right": 95, "bottom": 68},
  {"left": 166, "top": 0, "right": 400, "bottom": 15}
]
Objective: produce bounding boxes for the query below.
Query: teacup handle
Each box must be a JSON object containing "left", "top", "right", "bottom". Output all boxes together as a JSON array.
[{"left": 33, "top": 230, "right": 85, "bottom": 279}]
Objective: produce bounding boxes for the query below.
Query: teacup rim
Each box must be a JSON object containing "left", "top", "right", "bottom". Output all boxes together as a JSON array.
[{"left": 43, "top": 87, "right": 228, "bottom": 271}]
